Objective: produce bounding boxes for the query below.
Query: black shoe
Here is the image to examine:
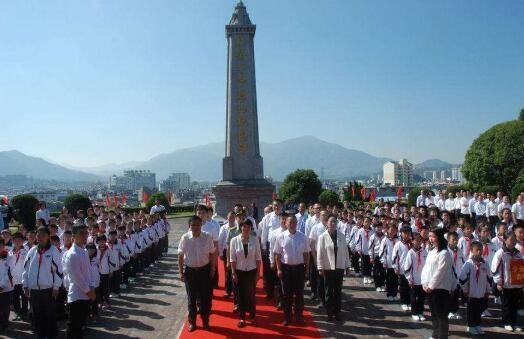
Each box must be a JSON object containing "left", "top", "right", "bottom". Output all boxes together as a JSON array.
[
  {"left": 276, "top": 302, "right": 282, "bottom": 311},
  {"left": 334, "top": 313, "right": 341, "bottom": 321},
  {"left": 295, "top": 316, "right": 305, "bottom": 325},
  {"left": 311, "top": 294, "right": 318, "bottom": 302},
  {"left": 202, "top": 322, "right": 210, "bottom": 330},
  {"left": 237, "top": 320, "right": 245, "bottom": 328},
  {"left": 188, "top": 323, "right": 196, "bottom": 332}
]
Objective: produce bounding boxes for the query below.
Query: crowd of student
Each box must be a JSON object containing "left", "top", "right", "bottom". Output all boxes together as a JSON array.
[
  {"left": 0, "top": 200, "right": 170, "bottom": 338},
  {"left": 178, "top": 191, "right": 524, "bottom": 339}
]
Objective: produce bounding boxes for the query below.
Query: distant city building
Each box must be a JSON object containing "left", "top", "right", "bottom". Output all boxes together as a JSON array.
[
  {"left": 452, "top": 166, "right": 464, "bottom": 183},
  {"left": 383, "top": 159, "right": 413, "bottom": 186},
  {"left": 159, "top": 173, "right": 190, "bottom": 192},
  {"left": 109, "top": 170, "right": 156, "bottom": 191},
  {"left": 440, "top": 170, "right": 446, "bottom": 181}
]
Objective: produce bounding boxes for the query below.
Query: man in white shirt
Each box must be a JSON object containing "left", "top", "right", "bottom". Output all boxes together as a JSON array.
[
  {"left": 274, "top": 215, "right": 310, "bottom": 326},
  {"left": 497, "top": 195, "right": 512, "bottom": 219},
  {"left": 468, "top": 193, "right": 478, "bottom": 227},
  {"left": 512, "top": 193, "right": 524, "bottom": 227},
  {"left": 309, "top": 210, "right": 329, "bottom": 305},
  {"left": 416, "top": 191, "right": 428, "bottom": 208},
  {"left": 485, "top": 194, "right": 499, "bottom": 236},
  {"left": 149, "top": 199, "right": 166, "bottom": 214},
  {"left": 474, "top": 194, "right": 487, "bottom": 224},
  {"left": 178, "top": 216, "right": 216, "bottom": 332},
  {"left": 62, "top": 224, "right": 96, "bottom": 338},
  {"left": 295, "top": 203, "right": 308, "bottom": 234},
  {"left": 198, "top": 205, "right": 219, "bottom": 289},
  {"left": 444, "top": 193, "right": 455, "bottom": 213},
  {"left": 459, "top": 191, "right": 470, "bottom": 221}
]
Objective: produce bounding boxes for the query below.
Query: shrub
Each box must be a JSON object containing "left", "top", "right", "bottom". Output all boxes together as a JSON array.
[
  {"left": 318, "top": 189, "right": 340, "bottom": 207},
  {"left": 64, "top": 194, "right": 92, "bottom": 217},
  {"left": 145, "top": 192, "right": 170, "bottom": 212},
  {"left": 10, "top": 194, "right": 39, "bottom": 229},
  {"left": 279, "top": 169, "right": 322, "bottom": 204}
]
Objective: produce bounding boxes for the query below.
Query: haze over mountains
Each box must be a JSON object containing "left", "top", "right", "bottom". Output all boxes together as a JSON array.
[{"left": 0, "top": 136, "right": 458, "bottom": 182}]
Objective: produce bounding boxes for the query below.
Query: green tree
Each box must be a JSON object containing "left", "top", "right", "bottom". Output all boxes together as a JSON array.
[
  {"left": 10, "top": 194, "right": 39, "bottom": 229},
  {"left": 64, "top": 194, "right": 92, "bottom": 216},
  {"left": 279, "top": 169, "right": 322, "bottom": 204},
  {"left": 407, "top": 187, "right": 425, "bottom": 207},
  {"left": 146, "top": 192, "right": 169, "bottom": 212},
  {"left": 462, "top": 120, "right": 524, "bottom": 192},
  {"left": 318, "top": 189, "right": 340, "bottom": 207}
]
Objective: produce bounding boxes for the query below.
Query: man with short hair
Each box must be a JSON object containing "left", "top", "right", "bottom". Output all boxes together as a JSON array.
[
  {"left": 178, "top": 216, "right": 216, "bottom": 332},
  {"left": 62, "top": 224, "right": 96, "bottom": 339}
]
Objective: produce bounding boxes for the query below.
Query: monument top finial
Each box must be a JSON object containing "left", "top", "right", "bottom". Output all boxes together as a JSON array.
[{"left": 229, "top": 1, "right": 252, "bottom": 26}]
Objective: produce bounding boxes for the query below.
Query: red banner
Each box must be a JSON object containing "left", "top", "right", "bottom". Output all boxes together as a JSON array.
[
  {"left": 360, "top": 187, "right": 366, "bottom": 201},
  {"left": 351, "top": 186, "right": 356, "bottom": 197},
  {"left": 114, "top": 195, "right": 119, "bottom": 208},
  {"left": 105, "top": 193, "right": 111, "bottom": 208},
  {"left": 369, "top": 189, "right": 376, "bottom": 202},
  {"left": 397, "top": 186, "right": 403, "bottom": 200},
  {"left": 143, "top": 191, "right": 149, "bottom": 204},
  {"left": 121, "top": 193, "right": 127, "bottom": 206},
  {"left": 510, "top": 259, "right": 524, "bottom": 285}
]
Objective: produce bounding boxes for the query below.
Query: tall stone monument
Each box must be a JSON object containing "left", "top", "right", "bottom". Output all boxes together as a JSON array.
[{"left": 214, "top": 1, "right": 274, "bottom": 218}]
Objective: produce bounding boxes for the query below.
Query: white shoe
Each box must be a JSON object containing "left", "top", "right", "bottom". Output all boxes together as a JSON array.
[
  {"left": 518, "top": 309, "right": 524, "bottom": 316},
  {"left": 476, "top": 326, "right": 484, "bottom": 335},
  {"left": 387, "top": 296, "right": 394, "bottom": 301},
  {"left": 515, "top": 327, "right": 523, "bottom": 332},
  {"left": 448, "top": 312, "right": 455, "bottom": 319},
  {"left": 381, "top": 287, "right": 386, "bottom": 292},
  {"left": 504, "top": 325, "right": 514, "bottom": 331},
  {"left": 493, "top": 296, "right": 500, "bottom": 304},
  {"left": 411, "top": 315, "right": 419, "bottom": 321},
  {"left": 401, "top": 304, "right": 409, "bottom": 311},
  {"left": 418, "top": 314, "right": 426, "bottom": 321},
  {"left": 454, "top": 313, "right": 462, "bottom": 320},
  {"left": 376, "top": 287, "right": 382, "bottom": 292},
  {"left": 407, "top": 305, "right": 412, "bottom": 310},
  {"left": 468, "top": 327, "right": 479, "bottom": 335},
  {"left": 481, "top": 310, "right": 492, "bottom": 317}
]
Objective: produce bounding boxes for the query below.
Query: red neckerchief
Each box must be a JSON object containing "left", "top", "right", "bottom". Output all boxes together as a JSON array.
[
  {"left": 450, "top": 248, "right": 458, "bottom": 265},
  {"left": 0, "top": 249, "right": 7, "bottom": 259},
  {"left": 14, "top": 248, "right": 22, "bottom": 265},
  {"left": 473, "top": 258, "right": 483, "bottom": 282},
  {"left": 465, "top": 237, "right": 472, "bottom": 256},
  {"left": 119, "top": 235, "right": 126, "bottom": 244},
  {"left": 364, "top": 228, "right": 370, "bottom": 241},
  {"left": 482, "top": 241, "right": 490, "bottom": 258},
  {"left": 415, "top": 247, "right": 422, "bottom": 271},
  {"left": 64, "top": 244, "right": 71, "bottom": 251},
  {"left": 37, "top": 246, "right": 50, "bottom": 272},
  {"left": 100, "top": 247, "right": 108, "bottom": 262},
  {"left": 518, "top": 242, "right": 524, "bottom": 255}
]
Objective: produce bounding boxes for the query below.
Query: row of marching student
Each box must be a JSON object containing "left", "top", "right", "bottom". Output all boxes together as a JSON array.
[
  {"left": 0, "top": 199, "right": 170, "bottom": 338},
  {"left": 178, "top": 193, "right": 524, "bottom": 338}
]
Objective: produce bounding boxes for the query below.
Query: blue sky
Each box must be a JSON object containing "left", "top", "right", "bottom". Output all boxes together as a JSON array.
[{"left": 0, "top": 0, "right": 522, "bottom": 167}]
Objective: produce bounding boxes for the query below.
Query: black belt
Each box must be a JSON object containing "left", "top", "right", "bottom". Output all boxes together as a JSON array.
[{"left": 186, "top": 264, "right": 210, "bottom": 271}]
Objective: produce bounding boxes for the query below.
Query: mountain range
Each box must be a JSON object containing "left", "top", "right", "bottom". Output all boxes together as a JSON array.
[{"left": 0, "top": 136, "right": 458, "bottom": 182}]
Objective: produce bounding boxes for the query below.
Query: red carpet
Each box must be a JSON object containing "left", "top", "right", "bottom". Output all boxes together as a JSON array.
[{"left": 179, "top": 259, "right": 321, "bottom": 338}]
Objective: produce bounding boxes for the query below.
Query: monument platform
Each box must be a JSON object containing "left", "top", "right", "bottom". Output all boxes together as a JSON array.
[{"left": 214, "top": 179, "right": 273, "bottom": 218}]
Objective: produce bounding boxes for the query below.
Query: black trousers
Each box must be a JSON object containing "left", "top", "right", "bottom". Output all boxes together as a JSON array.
[
  {"left": 122, "top": 262, "right": 130, "bottom": 284},
  {"left": 428, "top": 289, "right": 450, "bottom": 339},
  {"left": 67, "top": 299, "right": 89, "bottom": 339},
  {"left": 373, "top": 257, "right": 385, "bottom": 288},
  {"left": 399, "top": 274, "right": 411, "bottom": 305},
  {"left": 385, "top": 268, "right": 398, "bottom": 297},
  {"left": 410, "top": 285, "right": 425, "bottom": 315},
  {"left": 488, "top": 216, "right": 499, "bottom": 237},
  {"left": 315, "top": 264, "right": 325, "bottom": 304},
  {"left": 361, "top": 254, "right": 372, "bottom": 277},
  {"left": 56, "top": 286, "right": 67, "bottom": 318},
  {"left": 12, "top": 284, "right": 28, "bottom": 316},
  {"left": 351, "top": 251, "right": 361, "bottom": 273},
  {"left": 262, "top": 244, "right": 273, "bottom": 297},
  {"left": 129, "top": 257, "right": 137, "bottom": 277},
  {"left": 185, "top": 264, "right": 212, "bottom": 324},
  {"left": 222, "top": 251, "right": 233, "bottom": 295},
  {"left": 111, "top": 269, "right": 121, "bottom": 293},
  {"left": 0, "top": 291, "right": 12, "bottom": 329},
  {"left": 237, "top": 269, "right": 257, "bottom": 320},
  {"left": 90, "top": 287, "right": 100, "bottom": 315},
  {"left": 467, "top": 297, "right": 486, "bottom": 327},
  {"left": 501, "top": 288, "right": 522, "bottom": 326},
  {"left": 100, "top": 274, "right": 110, "bottom": 302},
  {"left": 308, "top": 253, "right": 317, "bottom": 296},
  {"left": 324, "top": 269, "right": 344, "bottom": 316},
  {"left": 30, "top": 288, "right": 58, "bottom": 338},
  {"left": 448, "top": 285, "right": 460, "bottom": 313},
  {"left": 281, "top": 263, "right": 305, "bottom": 321}
]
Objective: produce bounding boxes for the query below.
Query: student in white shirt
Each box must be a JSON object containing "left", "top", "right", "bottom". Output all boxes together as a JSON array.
[
  {"left": 9, "top": 232, "right": 28, "bottom": 321},
  {"left": 511, "top": 194, "right": 524, "bottom": 226},
  {"left": 486, "top": 194, "right": 499, "bottom": 236},
  {"left": 62, "top": 224, "right": 96, "bottom": 338},
  {"left": 22, "top": 226, "right": 63, "bottom": 339},
  {"left": 0, "top": 238, "right": 13, "bottom": 331},
  {"left": 422, "top": 228, "right": 455, "bottom": 339},
  {"left": 404, "top": 233, "right": 428, "bottom": 321},
  {"left": 230, "top": 219, "right": 261, "bottom": 328}
]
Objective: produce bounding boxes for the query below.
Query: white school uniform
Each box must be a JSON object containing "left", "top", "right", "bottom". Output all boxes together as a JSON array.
[
  {"left": 379, "top": 237, "right": 398, "bottom": 269},
  {"left": 355, "top": 228, "right": 374, "bottom": 256},
  {"left": 392, "top": 241, "right": 410, "bottom": 275},
  {"left": 368, "top": 232, "right": 384, "bottom": 260},
  {"left": 491, "top": 248, "right": 523, "bottom": 289},
  {"left": 457, "top": 236, "right": 474, "bottom": 260},
  {"left": 404, "top": 247, "right": 427, "bottom": 285},
  {"left": 459, "top": 258, "right": 491, "bottom": 298},
  {"left": 9, "top": 247, "right": 27, "bottom": 286}
]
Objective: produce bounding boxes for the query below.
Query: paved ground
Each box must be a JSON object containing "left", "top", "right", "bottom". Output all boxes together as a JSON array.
[{"left": 2, "top": 218, "right": 520, "bottom": 338}]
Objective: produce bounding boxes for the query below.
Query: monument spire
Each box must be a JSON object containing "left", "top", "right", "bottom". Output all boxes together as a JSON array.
[{"left": 214, "top": 1, "right": 274, "bottom": 218}]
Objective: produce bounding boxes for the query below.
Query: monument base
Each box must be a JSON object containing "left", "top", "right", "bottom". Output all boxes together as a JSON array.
[{"left": 213, "top": 180, "right": 274, "bottom": 219}]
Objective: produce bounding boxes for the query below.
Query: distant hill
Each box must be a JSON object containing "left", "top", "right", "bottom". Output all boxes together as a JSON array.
[
  {"left": 1, "top": 138, "right": 458, "bottom": 183},
  {"left": 134, "top": 136, "right": 391, "bottom": 181},
  {"left": 415, "top": 159, "right": 453, "bottom": 170},
  {"left": 0, "top": 150, "right": 102, "bottom": 182}
]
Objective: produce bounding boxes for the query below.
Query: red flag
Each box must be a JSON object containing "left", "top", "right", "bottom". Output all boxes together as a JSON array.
[
  {"left": 351, "top": 186, "right": 356, "bottom": 197},
  {"left": 168, "top": 192, "right": 172, "bottom": 206},
  {"left": 122, "top": 193, "right": 127, "bottom": 206},
  {"left": 369, "top": 189, "right": 376, "bottom": 202},
  {"left": 105, "top": 193, "right": 111, "bottom": 207},
  {"left": 397, "top": 186, "right": 403, "bottom": 200},
  {"left": 114, "top": 195, "right": 119, "bottom": 208},
  {"left": 143, "top": 191, "right": 149, "bottom": 205},
  {"left": 360, "top": 187, "right": 366, "bottom": 201}
]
